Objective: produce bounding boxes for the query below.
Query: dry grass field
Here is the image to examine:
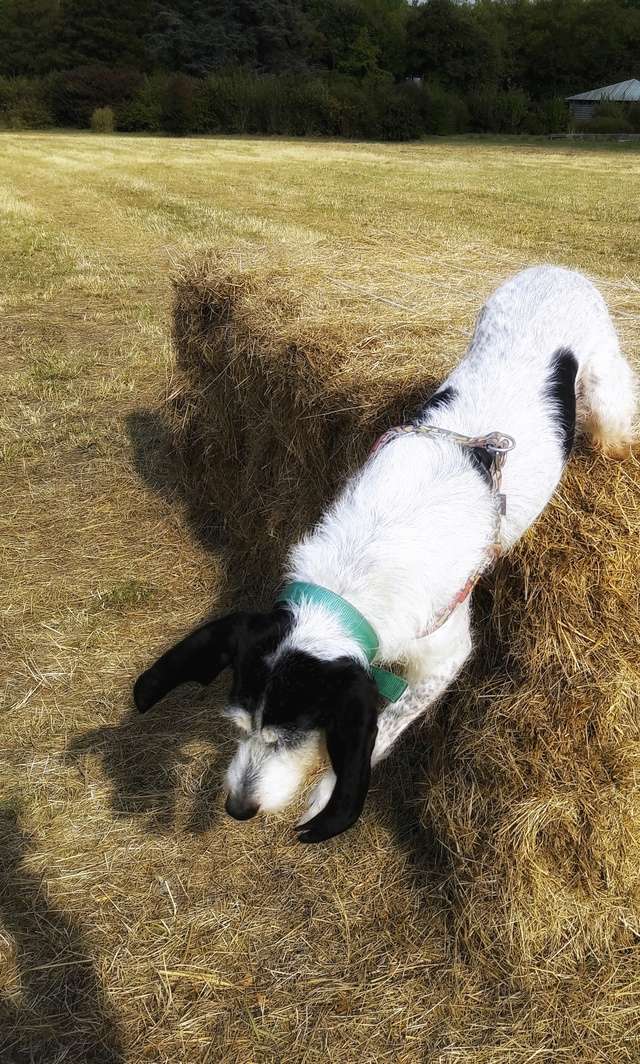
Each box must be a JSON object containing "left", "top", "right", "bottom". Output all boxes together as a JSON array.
[{"left": 1, "top": 131, "right": 639, "bottom": 1063}]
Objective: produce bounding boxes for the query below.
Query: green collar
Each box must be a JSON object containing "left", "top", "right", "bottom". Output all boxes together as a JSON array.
[{"left": 276, "top": 581, "right": 408, "bottom": 703}]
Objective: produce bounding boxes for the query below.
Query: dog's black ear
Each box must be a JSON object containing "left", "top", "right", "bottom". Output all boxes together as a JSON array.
[
  {"left": 296, "top": 665, "right": 379, "bottom": 843},
  {"left": 134, "top": 612, "right": 246, "bottom": 714}
]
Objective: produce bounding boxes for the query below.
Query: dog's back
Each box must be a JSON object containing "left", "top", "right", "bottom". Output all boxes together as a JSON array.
[
  {"left": 290, "top": 265, "right": 637, "bottom": 657},
  {"left": 420, "top": 266, "right": 637, "bottom": 543}
]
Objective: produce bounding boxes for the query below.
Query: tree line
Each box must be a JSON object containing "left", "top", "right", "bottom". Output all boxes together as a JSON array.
[{"left": 1, "top": 0, "right": 639, "bottom": 138}]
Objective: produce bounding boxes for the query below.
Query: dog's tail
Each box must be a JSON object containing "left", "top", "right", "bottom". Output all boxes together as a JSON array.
[{"left": 577, "top": 343, "right": 638, "bottom": 458}]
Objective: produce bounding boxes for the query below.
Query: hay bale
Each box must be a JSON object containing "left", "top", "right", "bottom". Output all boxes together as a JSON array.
[
  {"left": 169, "top": 248, "right": 464, "bottom": 593},
  {"left": 168, "top": 248, "right": 640, "bottom": 1056}
]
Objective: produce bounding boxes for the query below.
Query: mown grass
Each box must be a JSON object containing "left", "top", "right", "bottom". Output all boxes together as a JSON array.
[{"left": 1, "top": 132, "right": 639, "bottom": 1063}]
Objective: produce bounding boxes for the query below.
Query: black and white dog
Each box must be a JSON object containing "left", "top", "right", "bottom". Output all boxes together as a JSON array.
[{"left": 135, "top": 266, "right": 637, "bottom": 842}]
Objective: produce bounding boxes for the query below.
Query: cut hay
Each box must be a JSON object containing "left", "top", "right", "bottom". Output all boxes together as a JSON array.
[
  {"left": 167, "top": 247, "right": 640, "bottom": 1059},
  {"left": 169, "top": 247, "right": 486, "bottom": 594}
]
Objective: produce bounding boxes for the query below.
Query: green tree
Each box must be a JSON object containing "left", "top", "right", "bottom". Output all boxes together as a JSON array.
[
  {"left": 145, "top": 1, "right": 244, "bottom": 75},
  {"left": 407, "top": 0, "right": 501, "bottom": 91},
  {"left": 504, "top": 0, "right": 640, "bottom": 98},
  {"left": 60, "top": 0, "right": 151, "bottom": 69},
  {"left": 355, "top": 0, "right": 408, "bottom": 77},
  {"left": 0, "top": 0, "right": 65, "bottom": 76},
  {"left": 234, "top": 0, "right": 319, "bottom": 72},
  {"left": 310, "top": 0, "right": 407, "bottom": 78},
  {"left": 338, "top": 26, "right": 381, "bottom": 77}
]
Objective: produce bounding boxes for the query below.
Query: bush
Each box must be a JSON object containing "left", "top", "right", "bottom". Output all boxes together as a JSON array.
[
  {"left": 324, "top": 75, "right": 377, "bottom": 138},
  {"left": 199, "top": 70, "right": 422, "bottom": 141},
  {"left": 161, "top": 74, "right": 196, "bottom": 136},
  {"left": 327, "top": 74, "right": 391, "bottom": 138},
  {"left": 287, "top": 79, "right": 334, "bottom": 136},
  {"left": 0, "top": 67, "right": 590, "bottom": 140},
  {"left": 375, "top": 80, "right": 423, "bottom": 141},
  {"left": 50, "top": 66, "right": 142, "bottom": 126},
  {"left": 590, "top": 100, "right": 626, "bottom": 120},
  {"left": 254, "top": 75, "right": 335, "bottom": 138},
  {"left": 582, "top": 101, "right": 634, "bottom": 134},
  {"left": 497, "top": 90, "right": 530, "bottom": 133},
  {"left": 90, "top": 106, "right": 115, "bottom": 132},
  {"left": 468, "top": 89, "right": 531, "bottom": 134},
  {"left": 516, "top": 97, "right": 572, "bottom": 136},
  {"left": 0, "top": 76, "right": 53, "bottom": 129},
  {"left": 202, "top": 70, "right": 258, "bottom": 134},
  {"left": 583, "top": 114, "right": 634, "bottom": 134},
  {"left": 626, "top": 103, "right": 640, "bottom": 133},
  {"left": 541, "top": 97, "right": 572, "bottom": 134},
  {"left": 118, "top": 74, "right": 167, "bottom": 133},
  {"left": 421, "top": 83, "right": 469, "bottom": 135},
  {"left": 246, "top": 75, "right": 290, "bottom": 135}
]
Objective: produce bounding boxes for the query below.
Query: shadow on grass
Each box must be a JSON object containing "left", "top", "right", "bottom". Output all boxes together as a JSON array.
[
  {"left": 126, "top": 410, "right": 181, "bottom": 510},
  {"left": 0, "top": 808, "right": 124, "bottom": 1063},
  {"left": 120, "top": 402, "right": 508, "bottom": 875},
  {"left": 366, "top": 580, "right": 510, "bottom": 892},
  {"left": 369, "top": 716, "right": 447, "bottom": 881},
  {"left": 66, "top": 685, "right": 229, "bottom": 837},
  {"left": 67, "top": 592, "right": 505, "bottom": 879},
  {"left": 126, "top": 409, "right": 246, "bottom": 594}
]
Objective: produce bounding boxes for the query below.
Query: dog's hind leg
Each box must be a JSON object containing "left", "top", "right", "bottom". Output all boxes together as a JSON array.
[{"left": 578, "top": 338, "right": 638, "bottom": 458}]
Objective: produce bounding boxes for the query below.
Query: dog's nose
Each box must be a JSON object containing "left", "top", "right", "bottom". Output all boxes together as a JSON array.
[{"left": 225, "top": 794, "right": 259, "bottom": 821}]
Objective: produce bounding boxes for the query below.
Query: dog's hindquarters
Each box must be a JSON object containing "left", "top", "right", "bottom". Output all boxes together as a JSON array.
[
  {"left": 577, "top": 341, "right": 638, "bottom": 457},
  {"left": 470, "top": 266, "right": 638, "bottom": 460}
]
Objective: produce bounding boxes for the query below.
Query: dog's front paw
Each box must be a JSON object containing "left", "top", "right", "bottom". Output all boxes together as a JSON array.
[
  {"left": 294, "top": 794, "right": 362, "bottom": 843},
  {"left": 296, "top": 809, "right": 349, "bottom": 844},
  {"left": 297, "top": 770, "right": 336, "bottom": 827}
]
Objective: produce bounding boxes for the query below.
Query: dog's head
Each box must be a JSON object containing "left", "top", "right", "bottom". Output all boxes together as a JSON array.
[{"left": 134, "top": 607, "right": 379, "bottom": 842}]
